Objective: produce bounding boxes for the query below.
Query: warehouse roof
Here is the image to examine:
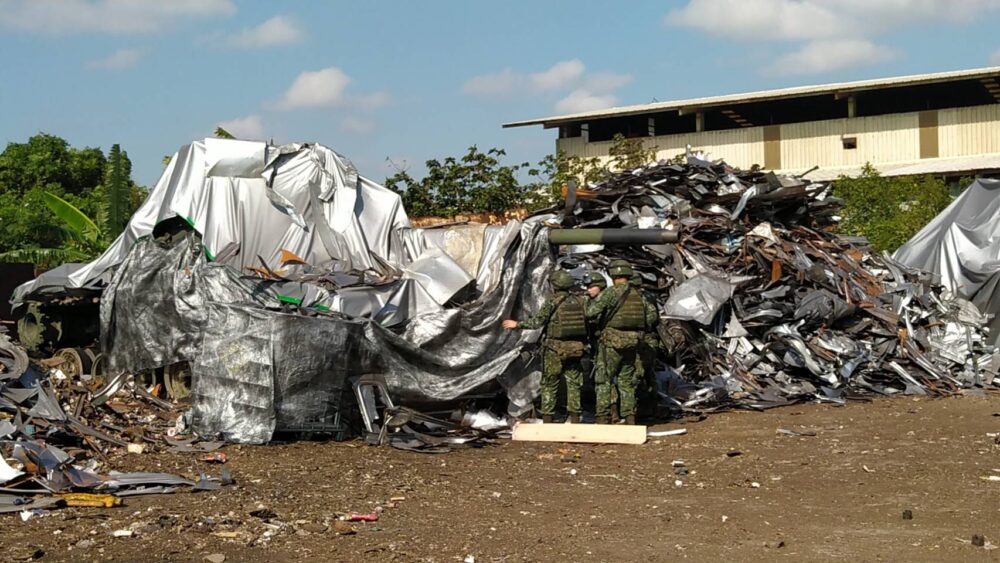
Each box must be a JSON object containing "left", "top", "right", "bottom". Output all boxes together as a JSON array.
[{"left": 504, "top": 66, "right": 1000, "bottom": 129}]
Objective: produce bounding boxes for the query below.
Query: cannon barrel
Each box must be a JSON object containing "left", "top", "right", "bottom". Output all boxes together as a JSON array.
[{"left": 547, "top": 228, "right": 679, "bottom": 246}]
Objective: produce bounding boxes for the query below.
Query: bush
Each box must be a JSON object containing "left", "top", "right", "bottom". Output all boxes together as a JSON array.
[{"left": 834, "top": 164, "right": 953, "bottom": 252}]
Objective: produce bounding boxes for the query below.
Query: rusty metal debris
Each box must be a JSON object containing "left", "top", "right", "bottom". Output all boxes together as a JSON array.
[
  {"left": 0, "top": 332, "right": 233, "bottom": 515},
  {"left": 538, "top": 152, "right": 999, "bottom": 412}
]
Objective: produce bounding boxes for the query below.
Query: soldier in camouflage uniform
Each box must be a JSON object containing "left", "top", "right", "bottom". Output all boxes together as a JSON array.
[
  {"left": 583, "top": 273, "right": 608, "bottom": 417},
  {"left": 631, "top": 273, "right": 662, "bottom": 420},
  {"left": 503, "top": 270, "right": 588, "bottom": 423},
  {"left": 586, "top": 260, "right": 658, "bottom": 425}
]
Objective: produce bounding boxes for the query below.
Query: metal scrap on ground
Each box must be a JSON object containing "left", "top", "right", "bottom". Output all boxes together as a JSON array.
[
  {"left": 0, "top": 333, "right": 232, "bottom": 514},
  {"left": 536, "top": 152, "right": 998, "bottom": 412}
]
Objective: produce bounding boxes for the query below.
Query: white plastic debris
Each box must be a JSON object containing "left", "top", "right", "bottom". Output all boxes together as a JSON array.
[{"left": 647, "top": 429, "right": 687, "bottom": 438}]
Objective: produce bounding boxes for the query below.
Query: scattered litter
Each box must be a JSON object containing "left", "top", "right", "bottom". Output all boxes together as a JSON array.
[
  {"left": 777, "top": 428, "right": 817, "bottom": 437},
  {"left": 204, "top": 554, "right": 226, "bottom": 563},
  {"left": 902, "top": 510, "right": 913, "bottom": 520},
  {"left": 647, "top": 429, "right": 687, "bottom": 437},
  {"left": 199, "top": 452, "right": 228, "bottom": 464},
  {"left": 347, "top": 512, "right": 379, "bottom": 522},
  {"left": 111, "top": 529, "right": 133, "bottom": 538},
  {"left": 249, "top": 508, "right": 277, "bottom": 521}
]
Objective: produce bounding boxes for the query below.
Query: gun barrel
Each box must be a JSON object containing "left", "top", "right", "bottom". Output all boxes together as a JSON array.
[{"left": 548, "top": 228, "right": 679, "bottom": 246}]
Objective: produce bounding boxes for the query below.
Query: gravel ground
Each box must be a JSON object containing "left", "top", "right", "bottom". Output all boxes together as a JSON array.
[{"left": 1, "top": 394, "right": 998, "bottom": 562}]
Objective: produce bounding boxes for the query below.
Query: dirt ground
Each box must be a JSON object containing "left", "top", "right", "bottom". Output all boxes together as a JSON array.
[{"left": 2, "top": 394, "right": 999, "bottom": 562}]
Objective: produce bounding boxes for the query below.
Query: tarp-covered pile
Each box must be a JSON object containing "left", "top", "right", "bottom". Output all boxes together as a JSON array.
[
  {"left": 540, "top": 154, "right": 999, "bottom": 410},
  {"left": 14, "top": 139, "right": 554, "bottom": 443}
]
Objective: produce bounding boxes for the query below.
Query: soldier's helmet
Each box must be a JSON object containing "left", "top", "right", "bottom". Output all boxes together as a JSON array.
[
  {"left": 586, "top": 272, "right": 607, "bottom": 289},
  {"left": 608, "top": 259, "right": 633, "bottom": 279},
  {"left": 548, "top": 269, "right": 576, "bottom": 290}
]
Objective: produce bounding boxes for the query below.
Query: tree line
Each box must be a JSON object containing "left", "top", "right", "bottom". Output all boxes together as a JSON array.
[{"left": 0, "top": 133, "right": 146, "bottom": 267}]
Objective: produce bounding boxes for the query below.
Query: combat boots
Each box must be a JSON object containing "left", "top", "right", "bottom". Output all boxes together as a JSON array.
[
  {"left": 610, "top": 405, "right": 620, "bottom": 423},
  {"left": 542, "top": 414, "right": 553, "bottom": 423},
  {"left": 624, "top": 415, "right": 636, "bottom": 425},
  {"left": 595, "top": 415, "right": 610, "bottom": 424}
]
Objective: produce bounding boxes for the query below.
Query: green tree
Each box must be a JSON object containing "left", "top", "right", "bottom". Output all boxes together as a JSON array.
[
  {"left": 385, "top": 137, "right": 662, "bottom": 218},
  {"left": 104, "top": 144, "right": 131, "bottom": 239},
  {"left": 0, "top": 133, "right": 146, "bottom": 266},
  {"left": 386, "top": 146, "right": 535, "bottom": 217},
  {"left": 0, "top": 133, "right": 106, "bottom": 196},
  {"left": 607, "top": 133, "right": 657, "bottom": 172},
  {"left": 214, "top": 126, "right": 235, "bottom": 140},
  {"left": 834, "top": 164, "right": 953, "bottom": 252}
]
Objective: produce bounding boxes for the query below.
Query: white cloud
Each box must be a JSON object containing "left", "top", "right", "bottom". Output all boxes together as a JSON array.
[
  {"left": 529, "top": 59, "right": 585, "bottom": 91},
  {"left": 765, "top": 39, "right": 897, "bottom": 76},
  {"left": 216, "top": 115, "right": 264, "bottom": 140},
  {"left": 462, "top": 68, "right": 519, "bottom": 96},
  {"left": 666, "top": 0, "right": 846, "bottom": 41},
  {"left": 85, "top": 48, "right": 145, "bottom": 71},
  {"left": 224, "top": 15, "right": 305, "bottom": 48},
  {"left": 554, "top": 90, "right": 619, "bottom": 114},
  {"left": 276, "top": 67, "right": 388, "bottom": 110},
  {"left": 666, "top": 0, "right": 1000, "bottom": 41},
  {"left": 464, "top": 60, "right": 603, "bottom": 96},
  {"left": 581, "top": 72, "right": 632, "bottom": 94},
  {"left": 340, "top": 117, "right": 375, "bottom": 135},
  {"left": 666, "top": 1, "right": 1000, "bottom": 75},
  {"left": 0, "top": 0, "right": 236, "bottom": 35},
  {"left": 463, "top": 60, "right": 631, "bottom": 113}
]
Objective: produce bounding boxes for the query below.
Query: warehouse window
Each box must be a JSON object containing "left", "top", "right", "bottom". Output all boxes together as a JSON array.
[{"left": 842, "top": 137, "right": 858, "bottom": 150}]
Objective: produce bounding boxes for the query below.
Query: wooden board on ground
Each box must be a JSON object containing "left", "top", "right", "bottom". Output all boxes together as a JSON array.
[{"left": 512, "top": 422, "right": 647, "bottom": 445}]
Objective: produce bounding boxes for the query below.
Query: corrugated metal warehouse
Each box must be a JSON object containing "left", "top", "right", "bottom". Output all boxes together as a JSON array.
[{"left": 505, "top": 66, "right": 1000, "bottom": 181}]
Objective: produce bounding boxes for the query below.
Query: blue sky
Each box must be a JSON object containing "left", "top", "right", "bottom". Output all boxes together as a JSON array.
[{"left": 2, "top": 0, "right": 1000, "bottom": 188}]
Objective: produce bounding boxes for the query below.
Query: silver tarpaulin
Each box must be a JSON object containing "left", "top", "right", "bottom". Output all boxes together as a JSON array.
[
  {"left": 894, "top": 178, "right": 1000, "bottom": 342},
  {"left": 100, "top": 223, "right": 551, "bottom": 443}
]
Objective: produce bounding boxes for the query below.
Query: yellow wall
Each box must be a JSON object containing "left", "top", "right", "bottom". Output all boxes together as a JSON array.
[
  {"left": 939, "top": 105, "right": 1000, "bottom": 157},
  {"left": 555, "top": 104, "right": 1000, "bottom": 173}
]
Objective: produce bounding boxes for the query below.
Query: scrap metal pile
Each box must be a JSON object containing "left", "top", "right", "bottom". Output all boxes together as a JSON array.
[
  {"left": 0, "top": 333, "right": 231, "bottom": 515},
  {"left": 543, "top": 154, "right": 999, "bottom": 410}
]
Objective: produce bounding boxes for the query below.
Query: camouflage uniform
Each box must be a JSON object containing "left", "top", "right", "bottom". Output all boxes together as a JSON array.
[
  {"left": 587, "top": 261, "right": 658, "bottom": 424},
  {"left": 519, "top": 271, "right": 588, "bottom": 420},
  {"left": 631, "top": 274, "right": 661, "bottom": 418},
  {"left": 583, "top": 273, "right": 608, "bottom": 414}
]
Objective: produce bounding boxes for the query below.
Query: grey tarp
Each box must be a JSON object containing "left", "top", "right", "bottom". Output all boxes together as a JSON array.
[
  {"left": 894, "top": 178, "right": 1000, "bottom": 342},
  {"left": 102, "top": 223, "right": 552, "bottom": 442}
]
